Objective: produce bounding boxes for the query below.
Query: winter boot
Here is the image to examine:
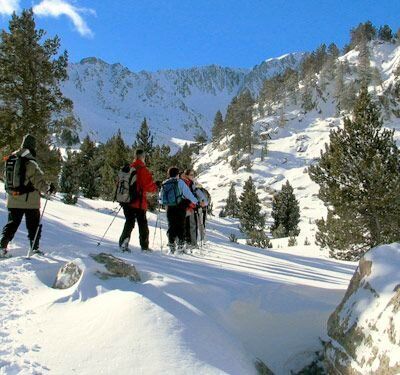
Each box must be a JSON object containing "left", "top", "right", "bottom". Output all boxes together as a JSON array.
[
  {"left": 167, "top": 243, "right": 176, "bottom": 254},
  {"left": 177, "top": 240, "right": 185, "bottom": 254},
  {"left": 30, "top": 240, "right": 44, "bottom": 256},
  {"left": 0, "top": 248, "right": 11, "bottom": 259},
  {"left": 119, "top": 238, "right": 131, "bottom": 253}
]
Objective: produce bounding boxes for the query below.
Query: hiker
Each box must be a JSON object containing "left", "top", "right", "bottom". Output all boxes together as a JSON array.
[
  {"left": 181, "top": 169, "right": 207, "bottom": 248},
  {"left": 0, "top": 135, "right": 55, "bottom": 258},
  {"left": 195, "top": 184, "right": 211, "bottom": 242},
  {"left": 159, "top": 167, "right": 198, "bottom": 254},
  {"left": 118, "top": 149, "right": 157, "bottom": 252}
]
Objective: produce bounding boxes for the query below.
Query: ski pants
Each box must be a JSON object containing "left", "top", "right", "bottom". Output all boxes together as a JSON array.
[
  {"left": 185, "top": 211, "right": 198, "bottom": 246},
  {"left": 166, "top": 205, "right": 186, "bottom": 245},
  {"left": 0, "top": 209, "right": 41, "bottom": 250},
  {"left": 120, "top": 205, "right": 149, "bottom": 250}
]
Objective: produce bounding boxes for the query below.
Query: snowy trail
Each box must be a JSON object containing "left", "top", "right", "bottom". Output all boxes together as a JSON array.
[{"left": 0, "top": 189, "right": 356, "bottom": 374}]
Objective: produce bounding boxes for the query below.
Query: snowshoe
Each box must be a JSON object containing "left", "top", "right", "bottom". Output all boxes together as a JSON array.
[{"left": 30, "top": 249, "right": 45, "bottom": 256}]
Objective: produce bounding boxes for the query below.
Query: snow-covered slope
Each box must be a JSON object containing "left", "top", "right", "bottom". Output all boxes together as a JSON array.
[
  {"left": 195, "top": 41, "right": 400, "bottom": 248},
  {"left": 62, "top": 53, "right": 302, "bottom": 144},
  {"left": 0, "top": 184, "right": 356, "bottom": 374}
]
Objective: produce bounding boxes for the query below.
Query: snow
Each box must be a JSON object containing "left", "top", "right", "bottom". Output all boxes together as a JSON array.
[{"left": 0, "top": 183, "right": 356, "bottom": 374}]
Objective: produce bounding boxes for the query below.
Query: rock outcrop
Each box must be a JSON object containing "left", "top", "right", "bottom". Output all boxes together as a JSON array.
[
  {"left": 325, "top": 243, "right": 400, "bottom": 374},
  {"left": 90, "top": 253, "right": 141, "bottom": 282}
]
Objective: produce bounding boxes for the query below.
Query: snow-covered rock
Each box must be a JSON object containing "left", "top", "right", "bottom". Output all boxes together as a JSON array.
[
  {"left": 325, "top": 243, "right": 400, "bottom": 374},
  {"left": 91, "top": 252, "right": 141, "bottom": 282},
  {"left": 53, "top": 259, "right": 83, "bottom": 289}
]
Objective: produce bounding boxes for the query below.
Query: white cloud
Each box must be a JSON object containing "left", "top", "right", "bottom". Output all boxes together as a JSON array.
[
  {"left": 33, "top": 0, "right": 95, "bottom": 37},
  {"left": 0, "top": 0, "right": 19, "bottom": 15}
]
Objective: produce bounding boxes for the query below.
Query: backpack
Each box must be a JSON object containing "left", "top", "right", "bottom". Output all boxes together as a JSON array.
[
  {"left": 4, "top": 154, "right": 35, "bottom": 195},
  {"left": 161, "top": 179, "right": 183, "bottom": 206},
  {"left": 114, "top": 165, "right": 141, "bottom": 204}
]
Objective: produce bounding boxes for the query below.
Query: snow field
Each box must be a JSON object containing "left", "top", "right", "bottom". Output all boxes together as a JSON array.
[{"left": 0, "top": 184, "right": 356, "bottom": 374}]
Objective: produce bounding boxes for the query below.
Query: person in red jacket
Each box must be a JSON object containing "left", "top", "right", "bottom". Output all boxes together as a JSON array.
[{"left": 119, "top": 149, "right": 157, "bottom": 252}]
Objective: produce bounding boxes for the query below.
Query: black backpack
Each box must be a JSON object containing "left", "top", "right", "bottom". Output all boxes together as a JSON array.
[
  {"left": 4, "top": 154, "right": 35, "bottom": 195},
  {"left": 114, "top": 164, "right": 141, "bottom": 204}
]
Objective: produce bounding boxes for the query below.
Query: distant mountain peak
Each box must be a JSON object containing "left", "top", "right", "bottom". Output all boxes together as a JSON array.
[{"left": 63, "top": 52, "right": 306, "bottom": 144}]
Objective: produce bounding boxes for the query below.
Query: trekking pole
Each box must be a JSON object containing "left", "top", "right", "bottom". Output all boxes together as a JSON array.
[
  {"left": 197, "top": 208, "right": 207, "bottom": 253},
  {"left": 152, "top": 204, "right": 160, "bottom": 249},
  {"left": 96, "top": 206, "right": 122, "bottom": 247},
  {"left": 158, "top": 208, "right": 164, "bottom": 252},
  {"left": 27, "top": 195, "right": 49, "bottom": 258},
  {"left": 196, "top": 210, "right": 203, "bottom": 253}
]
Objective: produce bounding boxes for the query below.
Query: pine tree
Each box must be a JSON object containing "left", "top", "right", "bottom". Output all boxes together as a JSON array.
[
  {"left": 225, "top": 91, "right": 255, "bottom": 154},
  {"left": 224, "top": 183, "right": 239, "bottom": 217},
  {"left": 271, "top": 181, "right": 300, "bottom": 237},
  {"left": 350, "top": 21, "right": 377, "bottom": 48},
  {"left": 170, "top": 143, "right": 193, "bottom": 172},
  {"left": 309, "top": 87, "right": 400, "bottom": 260},
  {"left": 133, "top": 118, "right": 154, "bottom": 160},
  {"left": 335, "top": 62, "right": 346, "bottom": 114},
  {"left": 99, "top": 130, "right": 130, "bottom": 199},
  {"left": 378, "top": 25, "right": 393, "bottom": 42},
  {"left": 260, "top": 145, "right": 267, "bottom": 162},
  {"left": 194, "top": 132, "right": 207, "bottom": 146},
  {"left": 211, "top": 110, "right": 224, "bottom": 141},
  {"left": 301, "top": 82, "right": 315, "bottom": 112},
  {"left": 76, "top": 135, "right": 99, "bottom": 199},
  {"left": 0, "top": 9, "right": 77, "bottom": 180},
  {"left": 60, "top": 151, "right": 80, "bottom": 204},
  {"left": 151, "top": 144, "right": 172, "bottom": 182},
  {"left": 278, "top": 103, "right": 286, "bottom": 128},
  {"left": 239, "top": 177, "right": 265, "bottom": 234},
  {"left": 357, "top": 39, "right": 372, "bottom": 86}
]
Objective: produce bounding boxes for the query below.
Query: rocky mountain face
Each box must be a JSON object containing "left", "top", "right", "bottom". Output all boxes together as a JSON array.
[{"left": 61, "top": 53, "right": 302, "bottom": 144}]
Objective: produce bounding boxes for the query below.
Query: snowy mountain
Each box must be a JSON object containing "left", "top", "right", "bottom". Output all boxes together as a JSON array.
[{"left": 62, "top": 53, "right": 303, "bottom": 144}]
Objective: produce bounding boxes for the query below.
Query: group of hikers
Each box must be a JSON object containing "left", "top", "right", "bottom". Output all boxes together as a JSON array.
[{"left": 0, "top": 135, "right": 210, "bottom": 258}]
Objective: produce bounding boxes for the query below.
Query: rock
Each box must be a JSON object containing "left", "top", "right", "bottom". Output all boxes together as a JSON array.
[
  {"left": 90, "top": 253, "right": 141, "bottom": 282},
  {"left": 324, "top": 243, "right": 400, "bottom": 374},
  {"left": 53, "top": 260, "right": 83, "bottom": 289}
]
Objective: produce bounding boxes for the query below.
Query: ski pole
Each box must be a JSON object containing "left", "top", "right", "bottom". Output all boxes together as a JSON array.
[
  {"left": 158, "top": 209, "right": 164, "bottom": 252},
  {"left": 27, "top": 195, "right": 49, "bottom": 258},
  {"left": 197, "top": 209, "right": 206, "bottom": 252},
  {"left": 97, "top": 206, "right": 122, "bottom": 247},
  {"left": 196, "top": 210, "right": 203, "bottom": 252},
  {"left": 152, "top": 205, "right": 160, "bottom": 248}
]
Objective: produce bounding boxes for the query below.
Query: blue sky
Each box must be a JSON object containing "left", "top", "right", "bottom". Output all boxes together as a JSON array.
[{"left": 0, "top": 0, "right": 399, "bottom": 71}]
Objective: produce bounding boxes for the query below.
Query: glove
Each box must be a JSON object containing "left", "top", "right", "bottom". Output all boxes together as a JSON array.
[{"left": 48, "top": 183, "right": 56, "bottom": 195}]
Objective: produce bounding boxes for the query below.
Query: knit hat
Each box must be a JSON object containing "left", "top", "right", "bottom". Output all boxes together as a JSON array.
[{"left": 21, "top": 134, "right": 36, "bottom": 152}]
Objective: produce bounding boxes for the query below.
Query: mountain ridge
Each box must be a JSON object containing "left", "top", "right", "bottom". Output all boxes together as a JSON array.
[{"left": 62, "top": 52, "right": 304, "bottom": 145}]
